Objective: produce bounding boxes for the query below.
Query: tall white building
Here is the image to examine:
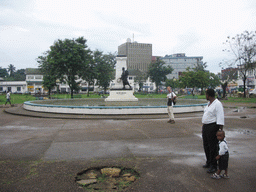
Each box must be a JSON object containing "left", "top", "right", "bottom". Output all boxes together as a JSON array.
[{"left": 161, "top": 53, "right": 203, "bottom": 79}]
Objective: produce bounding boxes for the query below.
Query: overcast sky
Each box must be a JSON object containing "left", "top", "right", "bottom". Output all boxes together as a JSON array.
[{"left": 1, "top": 0, "right": 256, "bottom": 74}]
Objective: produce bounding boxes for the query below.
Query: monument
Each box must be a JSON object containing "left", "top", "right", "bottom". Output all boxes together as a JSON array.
[{"left": 105, "top": 55, "right": 138, "bottom": 102}]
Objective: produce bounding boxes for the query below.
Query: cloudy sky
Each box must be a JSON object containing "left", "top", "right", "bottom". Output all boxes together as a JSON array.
[{"left": 1, "top": 0, "right": 256, "bottom": 74}]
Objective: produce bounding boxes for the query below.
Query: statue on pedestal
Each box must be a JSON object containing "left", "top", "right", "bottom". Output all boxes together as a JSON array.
[
  {"left": 120, "top": 67, "right": 132, "bottom": 90},
  {"left": 105, "top": 56, "right": 138, "bottom": 102}
]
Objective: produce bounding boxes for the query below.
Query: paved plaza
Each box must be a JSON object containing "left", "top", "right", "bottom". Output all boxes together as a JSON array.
[{"left": 0, "top": 103, "right": 256, "bottom": 191}]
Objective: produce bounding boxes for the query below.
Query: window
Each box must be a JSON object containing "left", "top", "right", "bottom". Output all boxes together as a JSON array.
[
  {"left": 129, "top": 77, "right": 133, "bottom": 80},
  {"left": 27, "top": 75, "right": 34, "bottom": 79},
  {"left": 35, "top": 75, "right": 42, "bottom": 79},
  {"left": 17, "top": 87, "right": 21, "bottom": 91},
  {"left": 0, "top": 87, "right": 2, "bottom": 91}
]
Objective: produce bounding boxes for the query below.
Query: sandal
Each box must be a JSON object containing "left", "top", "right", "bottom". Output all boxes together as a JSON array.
[{"left": 211, "top": 173, "right": 221, "bottom": 179}]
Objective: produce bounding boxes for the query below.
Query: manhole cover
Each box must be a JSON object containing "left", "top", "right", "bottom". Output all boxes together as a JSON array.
[{"left": 75, "top": 166, "right": 140, "bottom": 191}]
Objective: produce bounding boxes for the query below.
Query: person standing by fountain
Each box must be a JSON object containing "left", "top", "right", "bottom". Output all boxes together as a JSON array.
[
  {"left": 167, "top": 86, "right": 176, "bottom": 124},
  {"left": 202, "top": 89, "right": 224, "bottom": 173}
]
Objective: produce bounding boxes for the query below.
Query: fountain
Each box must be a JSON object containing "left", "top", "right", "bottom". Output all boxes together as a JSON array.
[
  {"left": 23, "top": 55, "right": 207, "bottom": 115},
  {"left": 23, "top": 98, "right": 207, "bottom": 115}
]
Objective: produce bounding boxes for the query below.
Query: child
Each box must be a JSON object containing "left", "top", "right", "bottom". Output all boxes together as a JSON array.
[{"left": 211, "top": 130, "right": 229, "bottom": 179}]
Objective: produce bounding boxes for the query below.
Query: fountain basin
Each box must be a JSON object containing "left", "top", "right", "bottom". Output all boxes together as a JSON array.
[{"left": 23, "top": 98, "right": 207, "bottom": 115}]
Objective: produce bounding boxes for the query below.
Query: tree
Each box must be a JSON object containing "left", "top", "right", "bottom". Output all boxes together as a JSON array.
[
  {"left": 7, "top": 64, "right": 16, "bottom": 77},
  {"left": 218, "top": 65, "right": 238, "bottom": 98},
  {"left": 45, "top": 37, "right": 92, "bottom": 98},
  {"left": 37, "top": 51, "right": 57, "bottom": 96},
  {"left": 80, "top": 50, "right": 99, "bottom": 96},
  {"left": 0, "top": 67, "right": 8, "bottom": 78},
  {"left": 179, "top": 68, "right": 196, "bottom": 89},
  {"left": 194, "top": 60, "right": 207, "bottom": 72},
  {"left": 134, "top": 70, "right": 147, "bottom": 92},
  {"left": 179, "top": 68, "right": 220, "bottom": 95},
  {"left": 147, "top": 58, "right": 173, "bottom": 93},
  {"left": 42, "top": 75, "right": 57, "bottom": 96},
  {"left": 13, "top": 69, "right": 26, "bottom": 81},
  {"left": 208, "top": 72, "right": 221, "bottom": 90},
  {"left": 179, "top": 61, "right": 209, "bottom": 94},
  {"left": 223, "top": 31, "right": 256, "bottom": 97},
  {"left": 165, "top": 78, "right": 179, "bottom": 90},
  {"left": 95, "top": 51, "right": 116, "bottom": 94}
]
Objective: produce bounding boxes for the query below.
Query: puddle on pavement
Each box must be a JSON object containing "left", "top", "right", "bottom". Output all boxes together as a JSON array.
[
  {"left": 233, "top": 107, "right": 246, "bottom": 113},
  {"left": 0, "top": 126, "right": 40, "bottom": 130},
  {"left": 170, "top": 154, "right": 205, "bottom": 166},
  {"left": 226, "top": 129, "right": 255, "bottom": 137},
  {"left": 0, "top": 126, "right": 58, "bottom": 130},
  {"left": 195, "top": 129, "right": 255, "bottom": 139}
]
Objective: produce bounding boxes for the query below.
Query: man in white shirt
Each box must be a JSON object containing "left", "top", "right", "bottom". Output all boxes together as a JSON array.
[
  {"left": 5, "top": 91, "right": 11, "bottom": 106},
  {"left": 167, "top": 86, "right": 177, "bottom": 124},
  {"left": 202, "top": 89, "right": 224, "bottom": 173}
]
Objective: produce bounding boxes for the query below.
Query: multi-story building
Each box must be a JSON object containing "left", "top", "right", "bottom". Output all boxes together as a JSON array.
[
  {"left": 161, "top": 53, "right": 203, "bottom": 79},
  {"left": 236, "top": 64, "right": 256, "bottom": 89},
  {"left": 25, "top": 68, "right": 44, "bottom": 93},
  {"left": 118, "top": 38, "right": 152, "bottom": 72}
]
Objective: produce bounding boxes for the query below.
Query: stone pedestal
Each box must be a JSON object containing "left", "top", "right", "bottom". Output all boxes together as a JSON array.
[
  {"left": 105, "top": 90, "right": 138, "bottom": 102},
  {"left": 105, "top": 55, "right": 138, "bottom": 102}
]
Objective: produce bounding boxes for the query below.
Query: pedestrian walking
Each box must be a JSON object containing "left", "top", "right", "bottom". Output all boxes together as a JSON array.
[{"left": 5, "top": 91, "right": 11, "bottom": 106}]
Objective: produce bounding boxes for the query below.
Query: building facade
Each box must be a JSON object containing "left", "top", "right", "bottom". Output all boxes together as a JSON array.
[
  {"left": 118, "top": 38, "right": 152, "bottom": 72},
  {"left": 0, "top": 81, "right": 27, "bottom": 93},
  {"left": 161, "top": 53, "right": 203, "bottom": 79},
  {"left": 236, "top": 65, "right": 256, "bottom": 89},
  {"left": 25, "top": 68, "right": 45, "bottom": 93}
]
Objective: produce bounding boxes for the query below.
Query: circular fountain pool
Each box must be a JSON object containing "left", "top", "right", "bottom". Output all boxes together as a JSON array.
[{"left": 23, "top": 98, "right": 207, "bottom": 115}]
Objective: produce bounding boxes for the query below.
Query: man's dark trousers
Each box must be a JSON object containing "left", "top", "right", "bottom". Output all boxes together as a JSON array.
[{"left": 202, "top": 123, "right": 219, "bottom": 169}]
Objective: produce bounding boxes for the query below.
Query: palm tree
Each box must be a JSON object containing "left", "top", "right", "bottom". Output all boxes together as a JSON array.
[{"left": 8, "top": 64, "right": 16, "bottom": 77}]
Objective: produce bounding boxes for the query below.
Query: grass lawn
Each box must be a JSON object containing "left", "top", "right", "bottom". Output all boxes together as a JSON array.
[
  {"left": 134, "top": 93, "right": 167, "bottom": 98},
  {"left": 180, "top": 94, "right": 256, "bottom": 103},
  {"left": 1, "top": 92, "right": 255, "bottom": 105},
  {"left": 0, "top": 94, "right": 35, "bottom": 105},
  {"left": 220, "top": 97, "right": 256, "bottom": 103}
]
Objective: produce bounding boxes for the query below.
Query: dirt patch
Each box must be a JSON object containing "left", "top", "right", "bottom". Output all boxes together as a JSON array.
[{"left": 75, "top": 166, "right": 140, "bottom": 191}]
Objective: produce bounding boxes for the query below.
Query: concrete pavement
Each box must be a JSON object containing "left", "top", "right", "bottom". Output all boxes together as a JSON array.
[{"left": 0, "top": 104, "right": 256, "bottom": 191}]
